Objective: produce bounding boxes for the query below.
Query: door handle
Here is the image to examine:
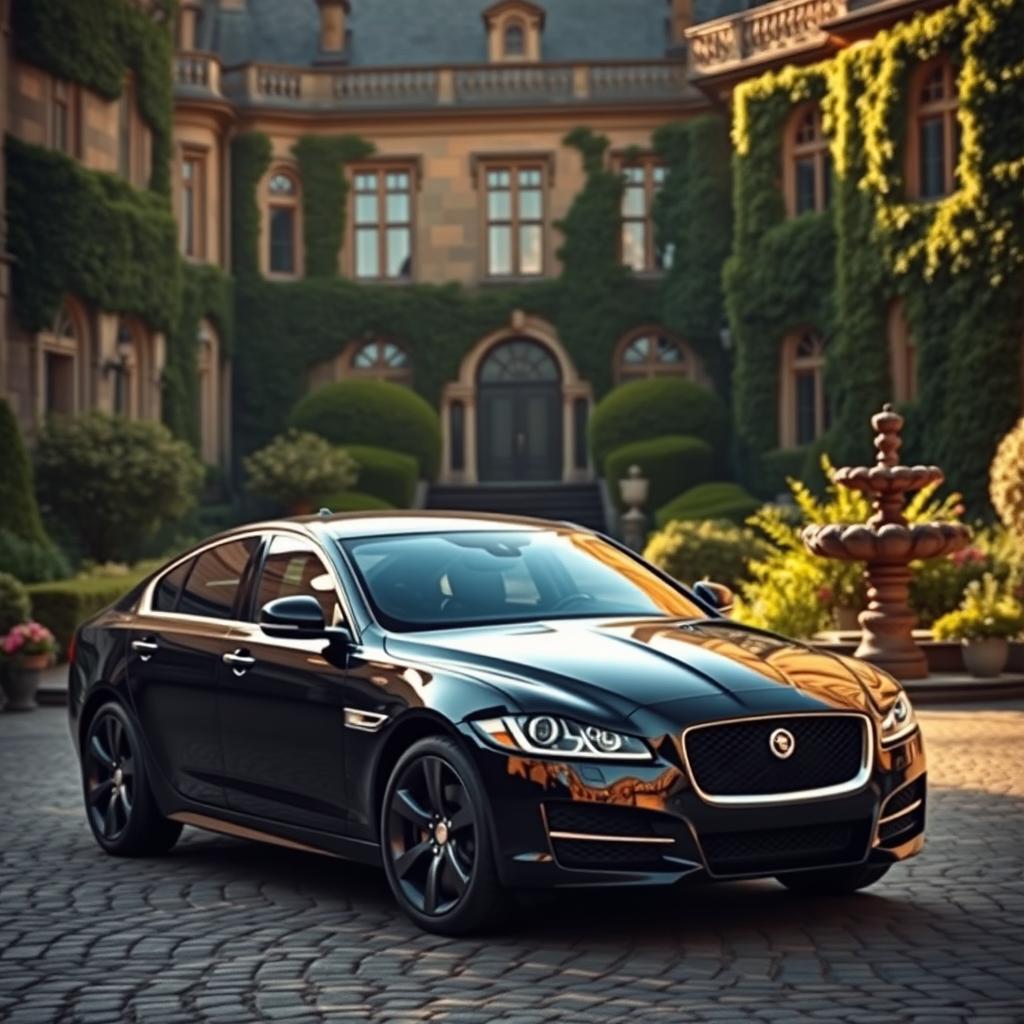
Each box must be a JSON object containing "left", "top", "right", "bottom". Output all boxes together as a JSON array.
[
  {"left": 131, "top": 638, "right": 159, "bottom": 662},
  {"left": 222, "top": 649, "right": 256, "bottom": 676}
]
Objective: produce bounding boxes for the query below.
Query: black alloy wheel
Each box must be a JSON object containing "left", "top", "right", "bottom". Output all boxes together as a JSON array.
[
  {"left": 81, "top": 702, "right": 182, "bottom": 856},
  {"left": 382, "top": 736, "right": 503, "bottom": 934}
]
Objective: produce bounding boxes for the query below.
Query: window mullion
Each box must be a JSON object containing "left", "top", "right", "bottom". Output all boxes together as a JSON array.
[{"left": 378, "top": 173, "right": 387, "bottom": 279}]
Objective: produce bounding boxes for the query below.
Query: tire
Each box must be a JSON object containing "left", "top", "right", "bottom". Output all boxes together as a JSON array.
[
  {"left": 380, "top": 735, "right": 505, "bottom": 935},
  {"left": 776, "top": 862, "right": 891, "bottom": 896},
  {"left": 81, "top": 701, "right": 183, "bottom": 857}
]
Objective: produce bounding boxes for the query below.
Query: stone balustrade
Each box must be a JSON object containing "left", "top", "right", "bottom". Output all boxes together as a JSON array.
[
  {"left": 185, "top": 56, "right": 693, "bottom": 109},
  {"left": 687, "top": 0, "right": 848, "bottom": 75}
]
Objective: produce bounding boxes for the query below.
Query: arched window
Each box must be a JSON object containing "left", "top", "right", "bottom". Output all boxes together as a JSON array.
[
  {"left": 40, "top": 300, "right": 87, "bottom": 418},
  {"left": 887, "top": 301, "right": 917, "bottom": 403},
  {"left": 479, "top": 338, "right": 559, "bottom": 383},
  {"left": 785, "top": 103, "right": 831, "bottom": 216},
  {"left": 615, "top": 330, "right": 694, "bottom": 383},
  {"left": 349, "top": 338, "right": 413, "bottom": 384},
  {"left": 503, "top": 21, "right": 525, "bottom": 57},
  {"left": 909, "top": 59, "right": 959, "bottom": 199},
  {"left": 266, "top": 169, "right": 300, "bottom": 276},
  {"left": 780, "top": 329, "right": 828, "bottom": 447}
]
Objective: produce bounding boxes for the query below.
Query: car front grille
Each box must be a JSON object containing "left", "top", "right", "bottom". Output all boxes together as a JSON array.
[
  {"left": 545, "top": 802, "right": 660, "bottom": 838},
  {"left": 700, "top": 820, "right": 871, "bottom": 876},
  {"left": 551, "top": 838, "right": 672, "bottom": 872},
  {"left": 684, "top": 714, "right": 868, "bottom": 801}
]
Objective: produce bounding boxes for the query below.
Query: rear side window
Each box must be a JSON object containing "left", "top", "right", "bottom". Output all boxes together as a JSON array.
[
  {"left": 153, "top": 559, "right": 193, "bottom": 612},
  {"left": 178, "top": 538, "right": 258, "bottom": 619}
]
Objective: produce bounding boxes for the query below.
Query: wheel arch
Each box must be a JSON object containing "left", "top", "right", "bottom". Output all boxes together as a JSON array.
[{"left": 77, "top": 684, "right": 127, "bottom": 753}]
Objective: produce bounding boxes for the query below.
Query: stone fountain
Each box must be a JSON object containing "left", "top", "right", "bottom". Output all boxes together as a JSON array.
[{"left": 802, "top": 404, "right": 970, "bottom": 679}]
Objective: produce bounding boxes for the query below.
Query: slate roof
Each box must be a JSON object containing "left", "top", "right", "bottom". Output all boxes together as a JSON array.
[{"left": 198, "top": 0, "right": 681, "bottom": 68}]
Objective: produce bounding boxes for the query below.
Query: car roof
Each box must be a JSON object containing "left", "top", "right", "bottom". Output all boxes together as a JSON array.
[{"left": 225, "top": 509, "right": 578, "bottom": 544}]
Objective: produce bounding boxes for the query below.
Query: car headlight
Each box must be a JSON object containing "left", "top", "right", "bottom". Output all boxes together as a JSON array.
[
  {"left": 473, "top": 715, "right": 653, "bottom": 761},
  {"left": 879, "top": 692, "right": 917, "bottom": 747}
]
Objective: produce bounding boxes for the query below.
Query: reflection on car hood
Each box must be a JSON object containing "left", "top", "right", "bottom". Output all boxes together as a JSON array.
[{"left": 383, "top": 617, "right": 901, "bottom": 718}]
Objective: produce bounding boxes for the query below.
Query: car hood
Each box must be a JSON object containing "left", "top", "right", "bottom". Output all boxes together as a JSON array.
[{"left": 383, "top": 617, "right": 901, "bottom": 722}]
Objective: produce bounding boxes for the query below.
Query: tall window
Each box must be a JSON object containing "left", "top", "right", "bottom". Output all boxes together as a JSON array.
[
  {"left": 41, "top": 302, "right": 85, "bottom": 418},
  {"left": 484, "top": 165, "right": 544, "bottom": 277},
  {"left": 616, "top": 330, "right": 694, "bottom": 383},
  {"left": 52, "top": 80, "right": 72, "bottom": 154},
  {"left": 349, "top": 339, "right": 413, "bottom": 385},
  {"left": 781, "top": 330, "right": 829, "bottom": 447},
  {"left": 620, "top": 158, "right": 670, "bottom": 272},
  {"left": 353, "top": 167, "right": 413, "bottom": 280},
  {"left": 787, "top": 104, "right": 831, "bottom": 216},
  {"left": 267, "top": 170, "right": 299, "bottom": 275},
  {"left": 118, "top": 80, "right": 133, "bottom": 180},
  {"left": 911, "top": 60, "right": 959, "bottom": 199},
  {"left": 180, "top": 151, "right": 205, "bottom": 259},
  {"left": 887, "top": 301, "right": 917, "bottom": 403}
]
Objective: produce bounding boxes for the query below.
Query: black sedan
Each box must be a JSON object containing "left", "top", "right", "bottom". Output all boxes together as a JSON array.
[{"left": 69, "top": 512, "right": 925, "bottom": 934}]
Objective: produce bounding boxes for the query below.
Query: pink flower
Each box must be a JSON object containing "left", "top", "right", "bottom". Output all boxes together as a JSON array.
[{"left": 818, "top": 585, "right": 833, "bottom": 604}]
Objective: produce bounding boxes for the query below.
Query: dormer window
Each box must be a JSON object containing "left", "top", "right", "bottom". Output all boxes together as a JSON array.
[{"left": 483, "top": 1, "right": 545, "bottom": 62}]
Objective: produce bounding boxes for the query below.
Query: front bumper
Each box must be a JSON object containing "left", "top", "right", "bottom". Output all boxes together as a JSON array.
[{"left": 460, "top": 722, "right": 926, "bottom": 888}]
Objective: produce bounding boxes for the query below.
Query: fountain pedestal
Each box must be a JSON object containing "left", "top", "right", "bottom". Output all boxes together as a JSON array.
[{"left": 802, "top": 405, "right": 970, "bottom": 680}]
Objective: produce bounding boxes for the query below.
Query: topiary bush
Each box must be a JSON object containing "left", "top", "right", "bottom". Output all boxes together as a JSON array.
[
  {"left": 244, "top": 430, "right": 358, "bottom": 512},
  {"left": 0, "top": 572, "right": 31, "bottom": 633},
  {"left": 290, "top": 380, "right": 442, "bottom": 480},
  {"left": 317, "top": 490, "right": 394, "bottom": 513},
  {"left": 590, "top": 378, "right": 730, "bottom": 472},
  {"left": 643, "top": 519, "right": 770, "bottom": 590},
  {"left": 655, "top": 482, "right": 761, "bottom": 527},
  {"left": 34, "top": 414, "right": 203, "bottom": 564},
  {"left": 0, "top": 398, "right": 48, "bottom": 546},
  {"left": 0, "top": 528, "right": 69, "bottom": 585},
  {"left": 991, "top": 417, "right": 1024, "bottom": 543},
  {"left": 337, "top": 444, "right": 418, "bottom": 508},
  {"left": 604, "top": 435, "right": 714, "bottom": 513}
]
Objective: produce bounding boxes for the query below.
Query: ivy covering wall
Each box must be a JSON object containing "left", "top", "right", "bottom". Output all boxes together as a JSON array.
[
  {"left": 7, "top": 0, "right": 230, "bottom": 453},
  {"left": 726, "top": 0, "right": 1023, "bottom": 509},
  {"left": 230, "top": 123, "right": 731, "bottom": 460}
]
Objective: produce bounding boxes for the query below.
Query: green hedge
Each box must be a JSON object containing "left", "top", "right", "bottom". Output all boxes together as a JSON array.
[
  {"left": 590, "top": 377, "right": 730, "bottom": 471},
  {"left": 643, "top": 518, "right": 771, "bottom": 590},
  {"left": 290, "top": 379, "right": 442, "bottom": 479},
  {"left": 317, "top": 490, "right": 395, "bottom": 513},
  {"left": 655, "top": 482, "right": 761, "bottom": 528},
  {"left": 27, "top": 565, "right": 155, "bottom": 659},
  {"left": 335, "top": 444, "right": 419, "bottom": 507},
  {"left": 604, "top": 435, "right": 714, "bottom": 513}
]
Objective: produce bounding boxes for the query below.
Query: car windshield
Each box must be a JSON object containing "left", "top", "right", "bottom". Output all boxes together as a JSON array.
[{"left": 338, "top": 529, "right": 703, "bottom": 631}]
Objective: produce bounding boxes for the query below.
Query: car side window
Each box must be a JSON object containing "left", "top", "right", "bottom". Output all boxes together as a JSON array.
[
  {"left": 255, "top": 535, "right": 342, "bottom": 627},
  {"left": 153, "top": 558, "right": 193, "bottom": 612},
  {"left": 177, "top": 538, "right": 259, "bottom": 620}
]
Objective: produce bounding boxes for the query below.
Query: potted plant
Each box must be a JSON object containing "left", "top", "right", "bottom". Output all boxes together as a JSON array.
[
  {"left": 932, "top": 574, "right": 1024, "bottom": 678},
  {"left": 1, "top": 620, "right": 58, "bottom": 710}
]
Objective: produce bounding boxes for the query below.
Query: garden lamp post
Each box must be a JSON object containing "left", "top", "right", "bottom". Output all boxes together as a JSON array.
[{"left": 619, "top": 464, "right": 650, "bottom": 552}]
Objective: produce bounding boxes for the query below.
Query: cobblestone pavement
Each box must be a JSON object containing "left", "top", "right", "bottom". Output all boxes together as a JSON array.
[{"left": 1, "top": 705, "right": 1022, "bottom": 1024}]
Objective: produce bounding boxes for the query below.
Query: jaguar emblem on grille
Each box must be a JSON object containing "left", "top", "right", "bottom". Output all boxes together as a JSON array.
[{"left": 769, "top": 727, "right": 796, "bottom": 759}]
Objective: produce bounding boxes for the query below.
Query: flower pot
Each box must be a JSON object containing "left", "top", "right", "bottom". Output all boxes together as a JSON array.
[
  {"left": 835, "top": 605, "right": 861, "bottom": 631},
  {"left": 961, "top": 637, "right": 1009, "bottom": 678},
  {"left": 1, "top": 662, "right": 44, "bottom": 711}
]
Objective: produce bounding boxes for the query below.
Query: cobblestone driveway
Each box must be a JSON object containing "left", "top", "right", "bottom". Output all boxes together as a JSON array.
[{"left": 1, "top": 704, "right": 1022, "bottom": 1024}]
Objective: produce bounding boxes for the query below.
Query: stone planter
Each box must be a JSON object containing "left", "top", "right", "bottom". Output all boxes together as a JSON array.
[
  {"left": 1, "top": 653, "right": 49, "bottom": 711},
  {"left": 962, "top": 637, "right": 1009, "bottom": 679}
]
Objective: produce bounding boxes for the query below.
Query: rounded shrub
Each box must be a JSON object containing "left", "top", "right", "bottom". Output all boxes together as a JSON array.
[
  {"left": 244, "top": 430, "right": 358, "bottom": 511},
  {"left": 590, "top": 378, "right": 730, "bottom": 472},
  {"left": 991, "top": 417, "right": 1024, "bottom": 543},
  {"left": 0, "top": 528, "right": 69, "bottom": 584},
  {"left": 337, "top": 445, "right": 418, "bottom": 508},
  {"left": 34, "top": 413, "right": 204, "bottom": 565},
  {"left": 604, "top": 435, "right": 714, "bottom": 513},
  {"left": 655, "top": 482, "right": 761, "bottom": 528},
  {"left": 317, "top": 490, "right": 395, "bottom": 513},
  {"left": 290, "top": 380, "right": 441, "bottom": 479},
  {"left": 643, "top": 519, "right": 770, "bottom": 590},
  {"left": 0, "top": 572, "right": 31, "bottom": 633}
]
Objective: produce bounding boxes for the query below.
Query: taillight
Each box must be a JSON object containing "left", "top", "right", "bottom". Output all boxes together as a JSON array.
[{"left": 67, "top": 632, "right": 77, "bottom": 666}]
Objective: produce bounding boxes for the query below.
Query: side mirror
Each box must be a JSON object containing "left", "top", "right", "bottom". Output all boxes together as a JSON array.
[
  {"left": 692, "top": 580, "right": 735, "bottom": 617},
  {"left": 259, "top": 595, "right": 328, "bottom": 639}
]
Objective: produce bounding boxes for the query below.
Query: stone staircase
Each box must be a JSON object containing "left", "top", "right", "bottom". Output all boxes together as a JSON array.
[{"left": 425, "top": 482, "right": 608, "bottom": 532}]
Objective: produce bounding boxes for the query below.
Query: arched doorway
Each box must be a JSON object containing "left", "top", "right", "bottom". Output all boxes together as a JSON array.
[{"left": 477, "top": 338, "right": 562, "bottom": 481}]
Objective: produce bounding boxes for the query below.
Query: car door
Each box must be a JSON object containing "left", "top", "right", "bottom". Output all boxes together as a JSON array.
[
  {"left": 126, "top": 535, "right": 260, "bottom": 807},
  {"left": 216, "top": 532, "right": 353, "bottom": 832}
]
